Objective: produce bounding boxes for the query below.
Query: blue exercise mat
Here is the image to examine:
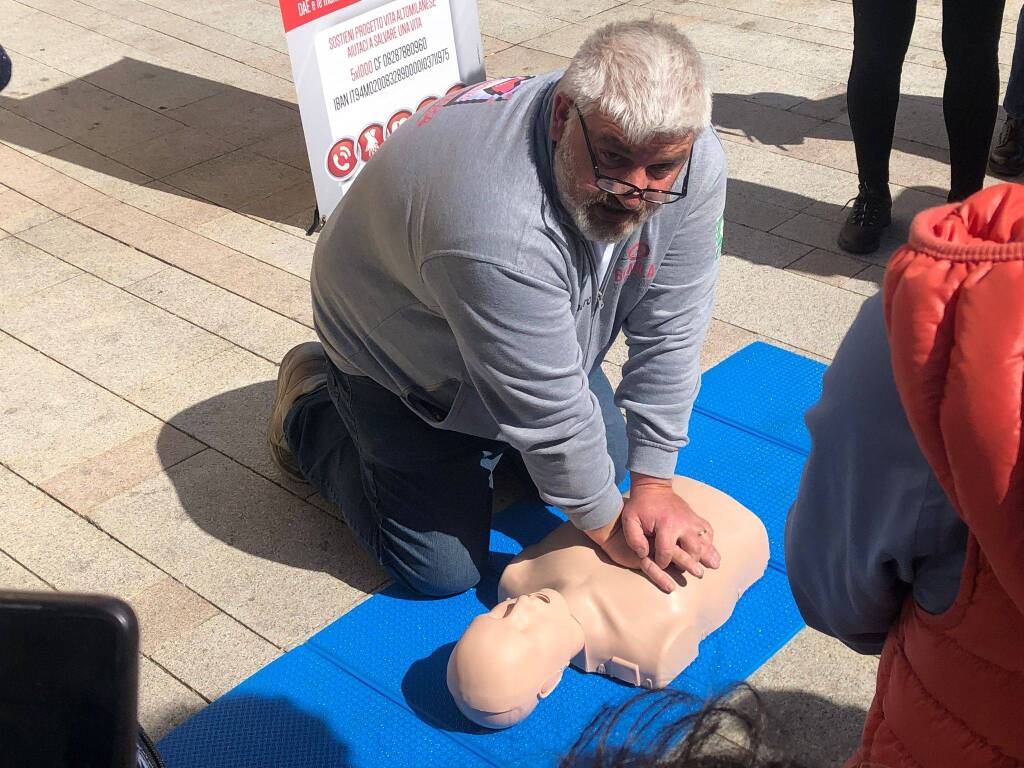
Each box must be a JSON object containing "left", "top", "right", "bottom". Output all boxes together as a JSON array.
[{"left": 159, "top": 342, "right": 826, "bottom": 768}]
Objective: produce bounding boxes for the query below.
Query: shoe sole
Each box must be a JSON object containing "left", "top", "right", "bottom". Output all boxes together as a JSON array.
[
  {"left": 836, "top": 234, "right": 882, "bottom": 255},
  {"left": 837, "top": 215, "right": 891, "bottom": 256},
  {"left": 267, "top": 341, "right": 328, "bottom": 484},
  {"left": 987, "top": 160, "right": 1024, "bottom": 177}
]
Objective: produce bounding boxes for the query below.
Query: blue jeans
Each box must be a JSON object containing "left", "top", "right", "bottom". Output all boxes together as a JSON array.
[
  {"left": 1006, "top": 7, "right": 1024, "bottom": 119},
  {"left": 284, "top": 362, "right": 626, "bottom": 597}
]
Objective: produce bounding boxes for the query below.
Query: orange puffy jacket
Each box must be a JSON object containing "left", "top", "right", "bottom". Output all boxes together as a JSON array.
[{"left": 847, "top": 184, "right": 1024, "bottom": 768}]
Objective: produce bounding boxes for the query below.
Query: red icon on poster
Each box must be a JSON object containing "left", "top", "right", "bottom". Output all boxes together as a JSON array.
[
  {"left": 326, "top": 138, "right": 357, "bottom": 179},
  {"left": 387, "top": 110, "right": 412, "bottom": 137},
  {"left": 417, "top": 95, "right": 439, "bottom": 111},
  {"left": 446, "top": 82, "right": 466, "bottom": 96},
  {"left": 358, "top": 124, "right": 385, "bottom": 162}
]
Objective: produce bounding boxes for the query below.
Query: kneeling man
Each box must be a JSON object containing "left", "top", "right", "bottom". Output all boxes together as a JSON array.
[{"left": 268, "top": 19, "right": 728, "bottom": 597}]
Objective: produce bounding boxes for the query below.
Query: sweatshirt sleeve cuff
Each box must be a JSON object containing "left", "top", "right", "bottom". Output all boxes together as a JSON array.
[
  {"left": 627, "top": 440, "right": 679, "bottom": 480},
  {"left": 569, "top": 484, "right": 624, "bottom": 531}
]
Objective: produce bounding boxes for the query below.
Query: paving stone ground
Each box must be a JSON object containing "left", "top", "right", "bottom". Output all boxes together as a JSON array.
[{"left": 1, "top": 0, "right": 1020, "bottom": 763}]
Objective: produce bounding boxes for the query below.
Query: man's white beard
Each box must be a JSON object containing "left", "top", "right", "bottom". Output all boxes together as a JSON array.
[{"left": 553, "top": 135, "right": 657, "bottom": 242}]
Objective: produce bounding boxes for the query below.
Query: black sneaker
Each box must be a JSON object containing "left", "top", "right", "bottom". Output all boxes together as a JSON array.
[
  {"left": 988, "top": 117, "right": 1024, "bottom": 177},
  {"left": 837, "top": 184, "right": 892, "bottom": 255}
]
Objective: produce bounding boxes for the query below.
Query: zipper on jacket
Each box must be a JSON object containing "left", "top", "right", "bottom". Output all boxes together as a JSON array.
[
  {"left": 595, "top": 244, "right": 617, "bottom": 311},
  {"left": 559, "top": 209, "right": 614, "bottom": 362},
  {"left": 585, "top": 239, "right": 600, "bottom": 313},
  {"left": 581, "top": 238, "right": 611, "bottom": 363}
]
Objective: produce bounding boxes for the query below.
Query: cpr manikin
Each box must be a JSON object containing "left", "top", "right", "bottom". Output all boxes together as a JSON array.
[{"left": 446, "top": 476, "right": 769, "bottom": 728}]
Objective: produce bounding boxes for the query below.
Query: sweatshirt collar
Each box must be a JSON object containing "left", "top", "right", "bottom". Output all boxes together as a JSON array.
[{"left": 532, "top": 74, "right": 580, "bottom": 236}]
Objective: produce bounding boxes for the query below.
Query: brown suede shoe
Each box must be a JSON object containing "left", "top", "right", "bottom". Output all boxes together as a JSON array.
[{"left": 267, "top": 341, "right": 328, "bottom": 483}]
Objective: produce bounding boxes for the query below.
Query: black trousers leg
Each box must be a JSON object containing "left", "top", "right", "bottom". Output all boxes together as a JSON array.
[
  {"left": 847, "top": 0, "right": 918, "bottom": 189},
  {"left": 942, "top": 0, "right": 1006, "bottom": 199}
]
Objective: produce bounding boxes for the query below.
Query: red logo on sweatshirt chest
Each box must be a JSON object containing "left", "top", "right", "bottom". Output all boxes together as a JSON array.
[{"left": 614, "top": 241, "right": 654, "bottom": 284}]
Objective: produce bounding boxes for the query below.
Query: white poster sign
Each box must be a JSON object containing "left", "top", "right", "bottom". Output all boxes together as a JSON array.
[{"left": 279, "top": 0, "right": 484, "bottom": 224}]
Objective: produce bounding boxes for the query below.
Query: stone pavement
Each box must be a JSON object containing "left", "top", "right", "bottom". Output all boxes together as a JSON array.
[{"left": 0, "top": 0, "right": 1019, "bottom": 762}]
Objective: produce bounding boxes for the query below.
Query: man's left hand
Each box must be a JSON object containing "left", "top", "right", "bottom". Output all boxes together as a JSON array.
[{"left": 622, "top": 475, "right": 721, "bottom": 589}]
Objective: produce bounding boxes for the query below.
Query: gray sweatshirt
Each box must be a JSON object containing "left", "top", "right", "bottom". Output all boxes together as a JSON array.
[
  {"left": 310, "top": 72, "right": 727, "bottom": 530},
  {"left": 785, "top": 294, "right": 966, "bottom": 654}
]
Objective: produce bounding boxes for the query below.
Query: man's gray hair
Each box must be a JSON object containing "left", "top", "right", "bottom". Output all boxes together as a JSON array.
[{"left": 558, "top": 19, "right": 712, "bottom": 144}]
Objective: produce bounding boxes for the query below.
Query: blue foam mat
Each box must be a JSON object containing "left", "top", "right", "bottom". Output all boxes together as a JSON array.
[
  {"left": 694, "top": 342, "right": 824, "bottom": 454},
  {"left": 159, "top": 342, "right": 827, "bottom": 767}
]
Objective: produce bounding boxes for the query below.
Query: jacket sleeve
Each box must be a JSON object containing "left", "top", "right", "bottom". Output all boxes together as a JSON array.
[
  {"left": 616, "top": 135, "right": 725, "bottom": 479},
  {"left": 785, "top": 294, "right": 962, "bottom": 654},
  {"left": 420, "top": 252, "right": 623, "bottom": 531}
]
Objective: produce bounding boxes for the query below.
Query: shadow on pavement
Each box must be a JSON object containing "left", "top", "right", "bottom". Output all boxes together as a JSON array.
[
  {"left": 0, "top": 57, "right": 315, "bottom": 227},
  {"left": 714, "top": 90, "right": 957, "bottom": 156},
  {"left": 0, "top": 51, "right": 961, "bottom": 277},
  {"left": 155, "top": 381, "right": 384, "bottom": 594},
  {"left": 1, "top": 52, "right": 962, "bottom": 248},
  {"left": 758, "top": 688, "right": 867, "bottom": 766},
  {"left": 152, "top": 380, "right": 554, "bottom": 596},
  {"left": 713, "top": 90, "right": 963, "bottom": 270},
  {"left": 725, "top": 177, "right": 945, "bottom": 270}
]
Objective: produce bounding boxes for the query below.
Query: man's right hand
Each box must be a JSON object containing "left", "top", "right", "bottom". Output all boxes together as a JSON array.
[
  {"left": 583, "top": 516, "right": 681, "bottom": 593},
  {"left": 584, "top": 516, "right": 641, "bottom": 563}
]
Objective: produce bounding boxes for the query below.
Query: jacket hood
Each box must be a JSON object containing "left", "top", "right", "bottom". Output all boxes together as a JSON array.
[{"left": 884, "top": 183, "right": 1024, "bottom": 614}]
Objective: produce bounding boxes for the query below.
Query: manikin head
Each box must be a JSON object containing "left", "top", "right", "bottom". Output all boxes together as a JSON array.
[
  {"left": 550, "top": 19, "right": 712, "bottom": 242},
  {"left": 446, "top": 589, "right": 585, "bottom": 729}
]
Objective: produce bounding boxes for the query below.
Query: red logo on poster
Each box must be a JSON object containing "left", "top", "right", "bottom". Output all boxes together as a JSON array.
[
  {"left": 417, "top": 95, "right": 439, "bottom": 111},
  {"left": 386, "top": 110, "right": 412, "bottom": 136},
  {"left": 446, "top": 82, "right": 466, "bottom": 96},
  {"left": 326, "top": 138, "right": 357, "bottom": 179},
  {"left": 358, "top": 124, "right": 385, "bottom": 162}
]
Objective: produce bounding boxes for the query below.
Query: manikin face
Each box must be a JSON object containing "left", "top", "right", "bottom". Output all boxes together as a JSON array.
[
  {"left": 447, "top": 589, "right": 580, "bottom": 728},
  {"left": 486, "top": 588, "right": 562, "bottom": 626},
  {"left": 550, "top": 92, "right": 695, "bottom": 242}
]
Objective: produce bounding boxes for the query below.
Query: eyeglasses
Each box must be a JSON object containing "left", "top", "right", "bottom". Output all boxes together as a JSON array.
[{"left": 575, "top": 106, "right": 691, "bottom": 205}]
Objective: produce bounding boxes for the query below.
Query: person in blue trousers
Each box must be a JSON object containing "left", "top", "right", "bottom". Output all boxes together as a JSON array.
[{"left": 990, "top": 8, "right": 1024, "bottom": 175}]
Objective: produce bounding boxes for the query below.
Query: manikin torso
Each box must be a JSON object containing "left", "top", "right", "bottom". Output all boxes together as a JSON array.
[
  {"left": 447, "top": 476, "right": 770, "bottom": 728},
  {"left": 498, "top": 476, "right": 770, "bottom": 689}
]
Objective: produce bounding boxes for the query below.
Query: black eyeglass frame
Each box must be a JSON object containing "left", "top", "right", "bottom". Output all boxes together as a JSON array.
[{"left": 574, "top": 106, "right": 692, "bottom": 205}]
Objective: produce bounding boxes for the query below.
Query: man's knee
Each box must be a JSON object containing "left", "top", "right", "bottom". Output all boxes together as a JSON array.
[
  {"left": 380, "top": 534, "right": 485, "bottom": 598},
  {"left": 389, "top": 559, "right": 482, "bottom": 598}
]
